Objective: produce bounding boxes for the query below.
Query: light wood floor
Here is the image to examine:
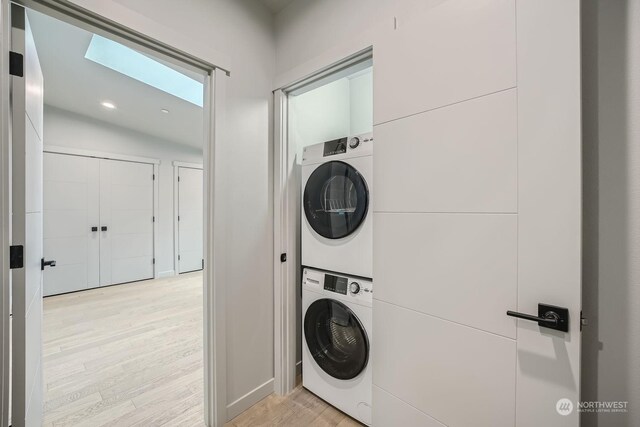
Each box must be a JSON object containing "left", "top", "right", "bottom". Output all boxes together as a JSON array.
[
  {"left": 226, "top": 382, "right": 364, "bottom": 427},
  {"left": 43, "top": 272, "right": 206, "bottom": 427},
  {"left": 43, "top": 272, "right": 362, "bottom": 427}
]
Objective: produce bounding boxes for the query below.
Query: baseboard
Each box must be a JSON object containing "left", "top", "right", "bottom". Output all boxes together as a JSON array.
[
  {"left": 226, "top": 378, "right": 274, "bottom": 420},
  {"left": 156, "top": 270, "right": 175, "bottom": 278},
  {"left": 296, "top": 360, "right": 302, "bottom": 376}
]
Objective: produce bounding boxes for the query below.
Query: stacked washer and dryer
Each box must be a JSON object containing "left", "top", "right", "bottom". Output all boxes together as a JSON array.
[{"left": 301, "top": 133, "right": 373, "bottom": 425}]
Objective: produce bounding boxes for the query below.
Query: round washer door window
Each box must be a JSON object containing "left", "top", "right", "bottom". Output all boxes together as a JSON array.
[
  {"left": 303, "top": 161, "right": 369, "bottom": 239},
  {"left": 304, "top": 298, "right": 369, "bottom": 380}
]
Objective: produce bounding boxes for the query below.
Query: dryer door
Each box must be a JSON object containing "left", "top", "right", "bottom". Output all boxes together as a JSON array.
[
  {"left": 303, "top": 161, "right": 369, "bottom": 239},
  {"left": 304, "top": 298, "right": 369, "bottom": 380}
]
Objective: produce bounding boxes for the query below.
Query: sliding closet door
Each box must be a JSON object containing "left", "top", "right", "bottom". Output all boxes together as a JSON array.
[
  {"left": 99, "top": 159, "right": 154, "bottom": 286},
  {"left": 373, "top": 1, "right": 581, "bottom": 426},
  {"left": 43, "top": 153, "right": 100, "bottom": 296},
  {"left": 177, "top": 166, "right": 203, "bottom": 273}
]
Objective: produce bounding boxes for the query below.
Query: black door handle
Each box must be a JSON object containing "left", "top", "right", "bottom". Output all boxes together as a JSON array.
[
  {"left": 41, "top": 258, "right": 56, "bottom": 270},
  {"left": 91, "top": 226, "right": 98, "bottom": 232},
  {"left": 506, "top": 303, "right": 569, "bottom": 332},
  {"left": 101, "top": 226, "right": 108, "bottom": 231}
]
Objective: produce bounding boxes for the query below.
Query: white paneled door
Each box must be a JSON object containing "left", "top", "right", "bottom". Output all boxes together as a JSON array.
[
  {"left": 99, "top": 159, "right": 154, "bottom": 286},
  {"left": 43, "top": 155, "right": 154, "bottom": 295},
  {"left": 43, "top": 153, "right": 100, "bottom": 296},
  {"left": 10, "top": 5, "right": 45, "bottom": 425},
  {"left": 373, "top": 1, "right": 581, "bottom": 426},
  {"left": 177, "top": 166, "right": 203, "bottom": 273}
]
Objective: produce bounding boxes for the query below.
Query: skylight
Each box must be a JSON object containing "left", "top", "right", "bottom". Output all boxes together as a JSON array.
[{"left": 85, "top": 34, "right": 203, "bottom": 107}]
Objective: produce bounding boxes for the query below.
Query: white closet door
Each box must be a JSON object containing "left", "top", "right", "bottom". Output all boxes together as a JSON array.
[
  {"left": 43, "top": 153, "right": 100, "bottom": 296},
  {"left": 99, "top": 159, "right": 154, "bottom": 286},
  {"left": 10, "top": 7, "right": 45, "bottom": 425},
  {"left": 177, "top": 167, "right": 203, "bottom": 273}
]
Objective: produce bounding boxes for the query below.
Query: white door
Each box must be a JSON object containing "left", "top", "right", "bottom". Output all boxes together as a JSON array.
[
  {"left": 10, "top": 5, "right": 45, "bottom": 426},
  {"left": 373, "top": 1, "right": 581, "bottom": 426},
  {"left": 99, "top": 159, "right": 154, "bottom": 285},
  {"left": 177, "top": 167, "right": 203, "bottom": 273},
  {"left": 43, "top": 153, "right": 100, "bottom": 296}
]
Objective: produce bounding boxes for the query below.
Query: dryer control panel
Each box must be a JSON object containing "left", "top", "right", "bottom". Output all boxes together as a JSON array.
[
  {"left": 303, "top": 267, "right": 373, "bottom": 306},
  {"left": 302, "top": 132, "right": 373, "bottom": 165}
]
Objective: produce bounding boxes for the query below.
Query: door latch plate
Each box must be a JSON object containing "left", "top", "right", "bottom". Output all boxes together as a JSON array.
[
  {"left": 9, "top": 51, "right": 24, "bottom": 77},
  {"left": 538, "top": 303, "right": 569, "bottom": 332},
  {"left": 9, "top": 245, "right": 23, "bottom": 269}
]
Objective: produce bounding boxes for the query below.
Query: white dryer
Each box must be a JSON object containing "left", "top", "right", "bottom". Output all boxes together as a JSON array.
[
  {"left": 302, "top": 133, "right": 373, "bottom": 278},
  {"left": 302, "top": 267, "right": 372, "bottom": 425}
]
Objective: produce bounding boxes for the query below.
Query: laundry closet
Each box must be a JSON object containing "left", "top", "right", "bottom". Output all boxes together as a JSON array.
[{"left": 287, "top": 58, "right": 373, "bottom": 425}]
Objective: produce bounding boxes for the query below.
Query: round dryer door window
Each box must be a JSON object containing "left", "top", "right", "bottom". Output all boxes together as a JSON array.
[
  {"left": 304, "top": 298, "right": 369, "bottom": 380},
  {"left": 303, "top": 161, "right": 369, "bottom": 239}
]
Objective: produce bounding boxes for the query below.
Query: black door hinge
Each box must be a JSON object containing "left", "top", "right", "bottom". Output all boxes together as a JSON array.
[
  {"left": 202, "top": 259, "right": 204, "bottom": 269},
  {"left": 9, "top": 51, "right": 23, "bottom": 77},
  {"left": 152, "top": 216, "right": 155, "bottom": 222},
  {"left": 153, "top": 258, "right": 155, "bottom": 264},
  {"left": 152, "top": 173, "right": 155, "bottom": 180},
  {"left": 280, "top": 253, "right": 287, "bottom": 262},
  {"left": 9, "top": 245, "right": 23, "bottom": 269},
  {"left": 178, "top": 255, "right": 181, "bottom": 260}
]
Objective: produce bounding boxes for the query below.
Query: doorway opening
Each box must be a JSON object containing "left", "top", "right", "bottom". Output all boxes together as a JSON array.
[
  {"left": 272, "top": 50, "right": 373, "bottom": 413},
  {"left": 35, "top": 8, "right": 205, "bottom": 425},
  {"left": 1, "top": 2, "right": 225, "bottom": 425}
]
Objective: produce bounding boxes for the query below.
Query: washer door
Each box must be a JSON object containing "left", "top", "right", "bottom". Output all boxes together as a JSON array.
[
  {"left": 304, "top": 298, "right": 369, "bottom": 380},
  {"left": 303, "top": 161, "right": 369, "bottom": 239}
]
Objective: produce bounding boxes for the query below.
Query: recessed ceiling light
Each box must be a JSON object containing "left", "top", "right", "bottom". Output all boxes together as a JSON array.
[
  {"left": 101, "top": 101, "right": 116, "bottom": 110},
  {"left": 161, "top": 108, "right": 170, "bottom": 114}
]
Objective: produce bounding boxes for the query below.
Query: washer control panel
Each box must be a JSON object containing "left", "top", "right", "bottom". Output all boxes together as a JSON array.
[{"left": 303, "top": 268, "right": 373, "bottom": 305}]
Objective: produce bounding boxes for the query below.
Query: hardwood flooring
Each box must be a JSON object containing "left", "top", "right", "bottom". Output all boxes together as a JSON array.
[
  {"left": 226, "top": 383, "right": 364, "bottom": 427},
  {"left": 43, "top": 271, "right": 363, "bottom": 426},
  {"left": 43, "top": 272, "right": 206, "bottom": 427}
]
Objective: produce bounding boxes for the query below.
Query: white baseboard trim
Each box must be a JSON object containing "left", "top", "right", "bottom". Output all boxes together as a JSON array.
[
  {"left": 296, "top": 360, "right": 302, "bottom": 376},
  {"left": 226, "top": 378, "right": 274, "bottom": 420},
  {"left": 156, "top": 270, "right": 175, "bottom": 278}
]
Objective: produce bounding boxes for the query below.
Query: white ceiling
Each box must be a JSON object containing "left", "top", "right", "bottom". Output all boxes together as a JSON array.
[
  {"left": 27, "top": 9, "right": 203, "bottom": 148},
  {"left": 260, "top": 0, "right": 296, "bottom": 13}
]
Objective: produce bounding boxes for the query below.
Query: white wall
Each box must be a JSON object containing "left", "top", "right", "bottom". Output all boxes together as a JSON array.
[
  {"left": 290, "top": 78, "right": 350, "bottom": 158},
  {"left": 582, "top": 0, "right": 640, "bottom": 426},
  {"left": 289, "top": 69, "right": 372, "bottom": 160},
  {"left": 43, "top": 105, "right": 202, "bottom": 277},
  {"left": 53, "top": 0, "right": 277, "bottom": 415},
  {"left": 349, "top": 71, "right": 374, "bottom": 136},
  {"left": 275, "top": 0, "right": 423, "bottom": 79}
]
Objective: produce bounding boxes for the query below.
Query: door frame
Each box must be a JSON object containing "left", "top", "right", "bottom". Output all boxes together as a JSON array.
[
  {"left": 0, "top": 1, "right": 11, "bottom": 423},
  {"left": 272, "top": 48, "right": 373, "bottom": 396},
  {"left": 173, "top": 161, "right": 203, "bottom": 275},
  {"left": 0, "top": 1, "right": 228, "bottom": 426}
]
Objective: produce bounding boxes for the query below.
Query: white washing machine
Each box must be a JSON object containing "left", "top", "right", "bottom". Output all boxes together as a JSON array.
[
  {"left": 302, "top": 133, "right": 373, "bottom": 278},
  {"left": 302, "top": 267, "right": 372, "bottom": 425}
]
